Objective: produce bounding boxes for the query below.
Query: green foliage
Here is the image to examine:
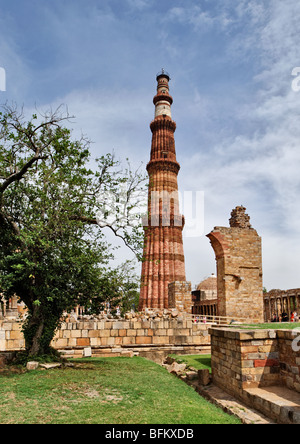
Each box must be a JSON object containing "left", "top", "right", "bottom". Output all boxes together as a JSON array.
[
  {"left": 111, "top": 261, "right": 140, "bottom": 315},
  {"left": 0, "top": 104, "right": 146, "bottom": 356},
  {"left": 11, "top": 348, "right": 63, "bottom": 366}
]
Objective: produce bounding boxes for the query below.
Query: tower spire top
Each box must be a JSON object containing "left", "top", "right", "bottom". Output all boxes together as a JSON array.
[
  {"left": 153, "top": 69, "right": 173, "bottom": 118},
  {"left": 156, "top": 68, "right": 171, "bottom": 81}
]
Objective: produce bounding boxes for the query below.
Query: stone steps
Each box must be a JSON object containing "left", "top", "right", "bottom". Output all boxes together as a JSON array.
[
  {"left": 196, "top": 383, "right": 300, "bottom": 424},
  {"left": 244, "top": 386, "right": 300, "bottom": 424},
  {"left": 194, "top": 383, "right": 275, "bottom": 424}
]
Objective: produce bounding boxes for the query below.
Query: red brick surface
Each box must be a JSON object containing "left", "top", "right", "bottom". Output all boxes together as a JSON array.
[
  {"left": 254, "top": 359, "right": 280, "bottom": 368},
  {"left": 139, "top": 74, "right": 186, "bottom": 310}
]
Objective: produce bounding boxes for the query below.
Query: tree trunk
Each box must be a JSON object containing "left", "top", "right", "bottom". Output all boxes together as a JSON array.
[
  {"left": 28, "top": 318, "right": 45, "bottom": 356},
  {"left": 23, "top": 304, "right": 59, "bottom": 357}
]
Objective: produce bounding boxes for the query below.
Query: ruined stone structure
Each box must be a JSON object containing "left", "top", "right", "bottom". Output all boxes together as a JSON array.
[
  {"left": 196, "top": 274, "right": 218, "bottom": 300},
  {"left": 207, "top": 206, "right": 264, "bottom": 323},
  {"left": 139, "top": 70, "right": 186, "bottom": 310},
  {"left": 168, "top": 281, "right": 192, "bottom": 313},
  {"left": 0, "top": 314, "right": 211, "bottom": 361},
  {"left": 0, "top": 295, "right": 22, "bottom": 320},
  {"left": 210, "top": 327, "right": 300, "bottom": 424},
  {"left": 192, "top": 275, "right": 218, "bottom": 317},
  {"left": 264, "top": 288, "right": 300, "bottom": 322}
]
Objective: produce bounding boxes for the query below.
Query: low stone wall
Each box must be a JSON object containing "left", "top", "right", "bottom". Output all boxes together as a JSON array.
[
  {"left": 277, "top": 329, "right": 300, "bottom": 392},
  {"left": 0, "top": 317, "right": 211, "bottom": 360},
  {"left": 0, "top": 321, "right": 24, "bottom": 352},
  {"left": 210, "top": 327, "right": 300, "bottom": 395}
]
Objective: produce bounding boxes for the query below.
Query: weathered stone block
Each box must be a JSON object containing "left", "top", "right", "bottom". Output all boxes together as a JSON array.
[
  {"left": 70, "top": 330, "right": 82, "bottom": 338},
  {"left": 198, "top": 369, "right": 211, "bottom": 386},
  {"left": 153, "top": 336, "right": 169, "bottom": 345},
  {"left": 122, "top": 337, "right": 136, "bottom": 345},
  {"left": 112, "top": 321, "right": 127, "bottom": 330},
  {"left": 27, "top": 361, "right": 39, "bottom": 370},
  {"left": 83, "top": 347, "right": 92, "bottom": 357},
  {"left": 77, "top": 338, "right": 90, "bottom": 347},
  {"left": 167, "top": 362, "right": 187, "bottom": 375},
  {"left": 136, "top": 336, "right": 152, "bottom": 345},
  {"left": 54, "top": 339, "right": 68, "bottom": 348},
  {"left": 254, "top": 359, "right": 279, "bottom": 368}
]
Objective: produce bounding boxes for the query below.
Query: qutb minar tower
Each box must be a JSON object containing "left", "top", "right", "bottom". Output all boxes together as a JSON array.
[{"left": 139, "top": 70, "right": 186, "bottom": 310}]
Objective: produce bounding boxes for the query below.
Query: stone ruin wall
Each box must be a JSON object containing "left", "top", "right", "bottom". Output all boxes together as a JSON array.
[
  {"left": 0, "top": 311, "right": 211, "bottom": 362},
  {"left": 168, "top": 281, "right": 192, "bottom": 313},
  {"left": 207, "top": 206, "right": 264, "bottom": 323},
  {"left": 210, "top": 327, "right": 300, "bottom": 423}
]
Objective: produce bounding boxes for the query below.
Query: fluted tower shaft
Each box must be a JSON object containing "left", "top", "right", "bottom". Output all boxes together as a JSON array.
[{"left": 139, "top": 71, "right": 186, "bottom": 310}]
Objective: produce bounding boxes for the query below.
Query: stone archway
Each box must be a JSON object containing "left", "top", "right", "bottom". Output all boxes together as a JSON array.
[{"left": 207, "top": 206, "right": 264, "bottom": 323}]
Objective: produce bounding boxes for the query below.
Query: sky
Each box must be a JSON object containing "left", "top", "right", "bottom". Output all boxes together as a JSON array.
[{"left": 1, "top": 0, "right": 300, "bottom": 291}]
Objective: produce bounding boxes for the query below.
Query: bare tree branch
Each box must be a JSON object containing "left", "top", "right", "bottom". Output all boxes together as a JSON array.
[
  {"left": 68, "top": 214, "right": 138, "bottom": 256},
  {"left": 0, "top": 152, "right": 43, "bottom": 194}
]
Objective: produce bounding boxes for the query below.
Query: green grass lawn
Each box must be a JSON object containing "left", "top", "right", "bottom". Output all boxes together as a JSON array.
[
  {"left": 0, "top": 356, "right": 240, "bottom": 424},
  {"left": 229, "top": 323, "right": 298, "bottom": 330},
  {"left": 169, "top": 354, "right": 212, "bottom": 372}
]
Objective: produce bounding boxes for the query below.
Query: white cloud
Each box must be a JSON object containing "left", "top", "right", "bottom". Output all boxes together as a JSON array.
[
  {"left": 0, "top": 19, "right": 32, "bottom": 101},
  {"left": 179, "top": 0, "right": 300, "bottom": 290},
  {"left": 41, "top": 87, "right": 152, "bottom": 170},
  {"left": 168, "top": 6, "right": 216, "bottom": 28},
  {"left": 126, "top": 0, "right": 151, "bottom": 10}
]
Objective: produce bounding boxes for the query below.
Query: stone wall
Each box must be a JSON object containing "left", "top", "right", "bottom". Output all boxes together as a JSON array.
[
  {"left": 210, "top": 327, "right": 300, "bottom": 395},
  {"left": 168, "top": 281, "right": 192, "bottom": 313},
  {"left": 0, "top": 316, "right": 210, "bottom": 360},
  {"left": 0, "top": 320, "right": 24, "bottom": 352},
  {"left": 207, "top": 206, "right": 264, "bottom": 323},
  {"left": 277, "top": 330, "right": 300, "bottom": 392}
]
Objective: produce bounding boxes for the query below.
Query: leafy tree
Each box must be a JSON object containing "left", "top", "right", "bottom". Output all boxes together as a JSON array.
[
  {"left": 110, "top": 261, "right": 140, "bottom": 316},
  {"left": 0, "top": 104, "right": 145, "bottom": 358}
]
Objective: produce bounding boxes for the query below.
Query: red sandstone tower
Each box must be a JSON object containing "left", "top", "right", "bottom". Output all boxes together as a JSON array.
[{"left": 139, "top": 70, "right": 186, "bottom": 310}]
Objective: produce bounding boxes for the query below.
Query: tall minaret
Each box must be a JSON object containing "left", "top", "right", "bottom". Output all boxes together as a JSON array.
[{"left": 139, "top": 70, "right": 186, "bottom": 310}]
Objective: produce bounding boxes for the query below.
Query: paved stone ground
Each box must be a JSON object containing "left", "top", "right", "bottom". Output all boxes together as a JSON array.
[{"left": 192, "top": 383, "right": 275, "bottom": 424}]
